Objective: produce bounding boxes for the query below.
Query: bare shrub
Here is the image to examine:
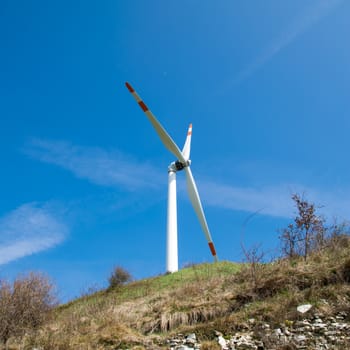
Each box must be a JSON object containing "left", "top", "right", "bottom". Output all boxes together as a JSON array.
[
  {"left": 108, "top": 266, "right": 132, "bottom": 289},
  {"left": 241, "top": 243, "right": 265, "bottom": 289},
  {"left": 326, "top": 220, "right": 350, "bottom": 251},
  {"left": 0, "top": 272, "right": 56, "bottom": 345},
  {"left": 280, "top": 194, "right": 326, "bottom": 259},
  {"left": 240, "top": 210, "right": 266, "bottom": 291}
]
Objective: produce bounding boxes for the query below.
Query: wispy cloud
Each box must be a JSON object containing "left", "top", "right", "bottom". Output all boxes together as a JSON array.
[
  {"left": 200, "top": 181, "right": 295, "bottom": 218},
  {"left": 0, "top": 203, "right": 68, "bottom": 265},
  {"left": 24, "top": 139, "right": 350, "bottom": 221},
  {"left": 200, "top": 180, "right": 350, "bottom": 220},
  {"left": 24, "top": 139, "right": 163, "bottom": 191},
  {"left": 235, "top": 0, "right": 343, "bottom": 83}
]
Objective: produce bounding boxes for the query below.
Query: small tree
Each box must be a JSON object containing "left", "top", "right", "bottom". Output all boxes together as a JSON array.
[
  {"left": 280, "top": 195, "right": 350, "bottom": 260},
  {"left": 0, "top": 272, "right": 56, "bottom": 345},
  {"left": 108, "top": 266, "right": 132, "bottom": 289},
  {"left": 280, "top": 194, "right": 326, "bottom": 259},
  {"left": 280, "top": 194, "right": 325, "bottom": 260}
]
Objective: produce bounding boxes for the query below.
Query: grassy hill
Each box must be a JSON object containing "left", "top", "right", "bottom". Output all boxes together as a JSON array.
[{"left": 8, "top": 235, "right": 350, "bottom": 349}]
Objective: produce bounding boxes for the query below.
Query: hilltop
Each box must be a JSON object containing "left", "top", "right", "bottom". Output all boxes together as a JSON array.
[{"left": 6, "top": 234, "right": 350, "bottom": 349}]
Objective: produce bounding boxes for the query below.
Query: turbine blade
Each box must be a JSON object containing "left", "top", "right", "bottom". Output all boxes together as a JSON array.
[
  {"left": 184, "top": 166, "right": 218, "bottom": 262},
  {"left": 181, "top": 123, "right": 192, "bottom": 161},
  {"left": 125, "top": 82, "right": 186, "bottom": 163}
]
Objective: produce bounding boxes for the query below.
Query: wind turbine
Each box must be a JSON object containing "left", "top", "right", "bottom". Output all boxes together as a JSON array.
[{"left": 125, "top": 82, "right": 218, "bottom": 273}]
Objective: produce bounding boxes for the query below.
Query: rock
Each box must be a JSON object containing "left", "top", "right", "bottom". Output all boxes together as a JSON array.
[
  {"left": 274, "top": 328, "right": 282, "bottom": 337},
  {"left": 185, "top": 333, "right": 197, "bottom": 346},
  {"left": 313, "top": 323, "right": 327, "bottom": 334},
  {"left": 334, "top": 322, "right": 349, "bottom": 330},
  {"left": 177, "top": 346, "right": 192, "bottom": 350},
  {"left": 294, "top": 334, "right": 307, "bottom": 343},
  {"left": 168, "top": 333, "right": 201, "bottom": 350},
  {"left": 166, "top": 316, "right": 350, "bottom": 350},
  {"left": 284, "top": 328, "right": 291, "bottom": 336},
  {"left": 297, "top": 303, "right": 313, "bottom": 314},
  {"left": 255, "top": 340, "right": 264, "bottom": 350},
  {"left": 337, "top": 311, "right": 347, "bottom": 319},
  {"left": 217, "top": 335, "right": 228, "bottom": 349},
  {"left": 230, "top": 334, "right": 257, "bottom": 350},
  {"left": 248, "top": 318, "right": 256, "bottom": 325},
  {"left": 186, "top": 333, "right": 196, "bottom": 341}
]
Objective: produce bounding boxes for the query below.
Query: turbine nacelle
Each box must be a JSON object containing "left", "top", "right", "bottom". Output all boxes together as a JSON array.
[{"left": 168, "top": 159, "right": 191, "bottom": 173}]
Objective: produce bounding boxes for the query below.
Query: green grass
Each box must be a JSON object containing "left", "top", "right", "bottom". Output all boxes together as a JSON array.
[
  {"left": 62, "top": 261, "right": 240, "bottom": 309},
  {"left": 45, "top": 261, "right": 242, "bottom": 349},
  {"left": 146, "top": 261, "right": 240, "bottom": 289},
  {"left": 9, "top": 241, "right": 350, "bottom": 349}
]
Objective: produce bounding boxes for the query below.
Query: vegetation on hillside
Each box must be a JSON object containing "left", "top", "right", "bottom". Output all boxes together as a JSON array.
[
  {"left": 0, "top": 272, "right": 56, "bottom": 345},
  {"left": 1, "top": 194, "right": 350, "bottom": 349},
  {"left": 108, "top": 266, "right": 133, "bottom": 289}
]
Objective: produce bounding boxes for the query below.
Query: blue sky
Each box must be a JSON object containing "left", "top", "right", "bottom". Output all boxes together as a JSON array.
[{"left": 1, "top": 0, "right": 350, "bottom": 301}]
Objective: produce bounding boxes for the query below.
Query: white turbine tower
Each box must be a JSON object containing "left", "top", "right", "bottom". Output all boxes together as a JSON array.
[{"left": 125, "top": 82, "right": 218, "bottom": 273}]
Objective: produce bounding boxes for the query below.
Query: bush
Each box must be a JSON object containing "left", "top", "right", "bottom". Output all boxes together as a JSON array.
[
  {"left": 0, "top": 272, "right": 56, "bottom": 344},
  {"left": 108, "top": 266, "right": 132, "bottom": 289},
  {"left": 279, "top": 194, "right": 325, "bottom": 259}
]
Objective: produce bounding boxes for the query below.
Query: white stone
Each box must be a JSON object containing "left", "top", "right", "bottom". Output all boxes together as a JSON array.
[
  {"left": 284, "top": 329, "right": 291, "bottom": 336},
  {"left": 297, "top": 304, "right": 313, "bottom": 314},
  {"left": 186, "top": 333, "right": 196, "bottom": 341},
  {"left": 295, "top": 334, "right": 307, "bottom": 342},
  {"left": 217, "top": 335, "right": 228, "bottom": 350},
  {"left": 248, "top": 318, "right": 256, "bottom": 325},
  {"left": 274, "top": 328, "right": 282, "bottom": 337}
]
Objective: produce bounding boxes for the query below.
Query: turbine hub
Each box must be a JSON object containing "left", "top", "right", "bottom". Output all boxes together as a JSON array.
[{"left": 168, "top": 160, "right": 191, "bottom": 173}]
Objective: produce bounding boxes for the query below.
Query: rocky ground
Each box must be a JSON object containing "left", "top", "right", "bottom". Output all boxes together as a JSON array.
[{"left": 166, "top": 307, "right": 350, "bottom": 350}]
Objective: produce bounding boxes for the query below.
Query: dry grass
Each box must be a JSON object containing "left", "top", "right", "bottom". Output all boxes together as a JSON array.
[
  {"left": 201, "top": 340, "right": 221, "bottom": 350},
  {"left": 9, "top": 262, "right": 239, "bottom": 349},
  {"left": 6, "top": 238, "right": 350, "bottom": 349}
]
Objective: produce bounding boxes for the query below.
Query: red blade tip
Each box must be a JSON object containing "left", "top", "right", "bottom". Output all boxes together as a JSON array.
[
  {"left": 125, "top": 82, "right": 134, "bottom": 93},
  {"left": 208, "top": 242, "right": 217, "bottom": 256}
]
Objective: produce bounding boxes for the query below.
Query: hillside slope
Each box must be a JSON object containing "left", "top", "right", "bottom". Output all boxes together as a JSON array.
[{"left": 8, "top": 237, "right": 350, "bottom": 349}]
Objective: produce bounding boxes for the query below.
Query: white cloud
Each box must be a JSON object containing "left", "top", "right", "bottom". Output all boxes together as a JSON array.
[
  {"left": 0, "top": 203, "right": 68, "bottom": 265},
  {"left": 235, "top": 0, "right": 343, "bottom": 83},
  {"left": 24, "top": 139, "right": 163, "bottom": 191},
  {"left": 24, "top": 139, "right": 350, "bottom": 221},
  {"left": 200, "top": 181, "right": 295, "bottom": 218},
  {"left": 200, "top": 180, "right": 350, "bottom": 220}
]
